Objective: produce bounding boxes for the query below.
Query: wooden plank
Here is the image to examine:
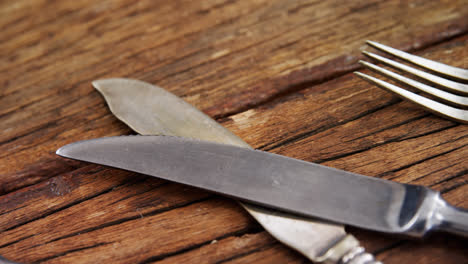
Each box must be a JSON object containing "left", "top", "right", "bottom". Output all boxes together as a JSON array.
[
  {"left": 0, "top": 166, "right": 131, "bottom": 232},
  {"left": 24, "top": 199, "right": 255, "bottom": 264},
  {"left": 1, "top": 0, "right": 467, "bottom": 194},
  {"left": 0, "top": 0, "right": 467, "bottom": 263},
  {"left": 1, "top": 37, "right": 466, "bottom": 263},
  {"left": 221, "top": 244, "right": 301, "bottom": 264},
  {"left": 376, "top": 236, "right": 468, "bottom": 264},
  {"left": 0, "top": 172, "right": 212, "bottom": 250},
  {"left": 150, "top": 232, "right": 278, "bottom": 264}
]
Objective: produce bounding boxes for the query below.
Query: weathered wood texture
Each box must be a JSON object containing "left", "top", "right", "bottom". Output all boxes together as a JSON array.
[{"left": 0, "top": 0, "right": 467, "bottom": 263}]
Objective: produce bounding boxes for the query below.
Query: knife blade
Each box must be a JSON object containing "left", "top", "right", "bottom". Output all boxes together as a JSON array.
[
  {"left": 56, "top": 135, "right": 468, "bottom": 239},
  {"left": 90, "top": 78, "right": 380, "bottom": 263}
]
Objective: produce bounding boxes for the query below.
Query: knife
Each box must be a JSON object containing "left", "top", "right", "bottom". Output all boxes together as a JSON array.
[
  {"left": 90, "top": 78, "right": 380, "bottom": 263},
  {"left": 57, "top": 135, "right": 468, "bottom": 239}
]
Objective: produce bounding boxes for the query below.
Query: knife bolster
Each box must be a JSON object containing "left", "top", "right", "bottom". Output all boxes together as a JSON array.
[{"left": 431, "top": 195, "right": 468, "bottom": 237}]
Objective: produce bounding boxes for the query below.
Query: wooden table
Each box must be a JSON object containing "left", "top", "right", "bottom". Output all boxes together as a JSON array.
[{"left": 1, "top": 1, "right": 467, "bottom": 263}]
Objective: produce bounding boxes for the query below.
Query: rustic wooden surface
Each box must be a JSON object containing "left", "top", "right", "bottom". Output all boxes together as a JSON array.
[{"left": 0, "top": 0, "right": 467, "bottom": 263}]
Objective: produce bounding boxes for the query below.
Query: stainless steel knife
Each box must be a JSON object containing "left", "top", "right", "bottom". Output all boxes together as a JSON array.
[
  {"left": 90, "top": 78, "right": 380, "bottom": 264},
  {"left": 57, "top": 135, "right": 468, "bottom": 239}
]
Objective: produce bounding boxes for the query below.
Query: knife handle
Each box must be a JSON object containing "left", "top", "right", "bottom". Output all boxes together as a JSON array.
[
  {"left": 318, "top": 235, "right": 382, "bottom": 264},
  {"left": 433, "top": 197, "right": 468, "bottom": 237}
]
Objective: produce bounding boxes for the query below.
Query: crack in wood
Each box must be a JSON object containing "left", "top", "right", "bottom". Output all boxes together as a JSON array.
[
  {"left": 406, "top": 161, "right": 465, "bottom": 184},
  {"left": 440, "top": 180, "right": 467, "bottom": 194},
  {"left": 215, "top": 243, "right": 278, "bottom": 264},
  {"left": 0, "top": 182, "right": 126, "bottom": 243},
  {"left": 35, "top": 242, "right": 111, "bottom": 263},
  {"left": 0, "top": 73, "right": 101, "bottom": 125},
  {"left": 349, "top": 114, "right": 431, "bottom": 142},
  {"left": 0, "top": 234, "right": 36, "bottom": 250},
  {"left": 380, "top": 141, "right": 466, "bottom": 179},
  {"left": 0, "top": 204, "right": 27, "bottom": 217},
  {"left": 135, "top": 9, "right": 287, "bottom": 89},
  {"left": 259, "top": 97, "right": 401, "bottom": 151},
  {"left": 213, "top": 28, "right": 468, "bottom": 120},
  {"left": 106, "top": 182, "right": 170, "bottom": 206},
  {"left": 43, "top": 197, "right": 214, "bottom": 247},
  {"left": 434, "top": 170, "right": 467, "bottom": 192},
  {"left": 137, "top": 225, "right": 264, "bottom": 264}
]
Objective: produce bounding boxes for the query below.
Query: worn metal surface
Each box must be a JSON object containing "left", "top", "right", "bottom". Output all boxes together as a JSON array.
[
  {"left": 92, "top": 78, "right": 349, "bottom": 262},
  {"left": 57, "top": 135, "right": 468, "bottom": 238}
]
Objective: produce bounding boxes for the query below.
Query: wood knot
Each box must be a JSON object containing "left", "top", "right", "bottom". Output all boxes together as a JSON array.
[{"left": 48, "top": 174, "right": 76, "bottom": 196}]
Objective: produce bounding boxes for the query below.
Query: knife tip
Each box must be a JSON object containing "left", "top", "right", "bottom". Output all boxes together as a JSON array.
[
  {"left": 55, "top": 140, "right": 83, "bottom": 159},
  {"left": 91, "top": 79, "right": 105, "bottom": 91},
  {"left": 55, "top": 145, "right": 68, "bottom": 158}
]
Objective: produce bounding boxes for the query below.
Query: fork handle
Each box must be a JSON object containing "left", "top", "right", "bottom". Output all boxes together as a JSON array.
[{"left": 434, "top": 198, "right": 468, "bottom": 237}]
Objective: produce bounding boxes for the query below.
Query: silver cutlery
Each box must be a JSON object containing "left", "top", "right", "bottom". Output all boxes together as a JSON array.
[
  {"left": 355, "top": 40, "right": 468, "bottom": 124},
  {"left": 92, "top": 78, "right": 380, "bottom": 264},
  {"left": 57, "top": 135, "right": 468, "bottom": 238}
]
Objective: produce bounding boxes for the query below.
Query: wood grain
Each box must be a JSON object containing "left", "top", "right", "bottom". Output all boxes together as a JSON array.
[{"left": 0, "top": 0, "right": 467, "bottom": 263}]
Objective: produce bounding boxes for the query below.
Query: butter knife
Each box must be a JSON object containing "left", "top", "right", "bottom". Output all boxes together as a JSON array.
[{"left": 92, "top": 78, "right": 380, "bottom": 264}]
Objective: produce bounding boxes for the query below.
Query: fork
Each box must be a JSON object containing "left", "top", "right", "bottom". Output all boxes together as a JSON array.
[{"left": 354, "top": 40, "right": 468, "bottom": 124}]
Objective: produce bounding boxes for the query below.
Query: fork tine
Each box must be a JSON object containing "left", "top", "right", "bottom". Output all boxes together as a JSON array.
[
  {"left": 366, "top": 40, "right": 468, "bottom": 82},
  {"left": 362, "top": 51, "right": 468, "bottom": 95},
  {"left": 358, "top": 60, "right": 468, "bottom": 107},
  {"left": 354, "top": 71, "right": 468, "bottom": 124}
]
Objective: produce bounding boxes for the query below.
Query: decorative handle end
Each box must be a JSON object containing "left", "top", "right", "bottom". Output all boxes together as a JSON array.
[
  {"left": 317, "top": 235, "right": 381, "bottom": 264},
  {"left": 340, "top": 246, "right": 381, "bottom": 264}
]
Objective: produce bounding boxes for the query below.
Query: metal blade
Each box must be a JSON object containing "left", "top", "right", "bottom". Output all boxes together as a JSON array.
[
  {"left": 92, "top": 78, "right": 249, "bottom": 147},
  {"left": 57, "top": 135, "right": 435, "bottom": 236},
  {"left": 92, "top": 78, "right": 350, "bottom": 261}
]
